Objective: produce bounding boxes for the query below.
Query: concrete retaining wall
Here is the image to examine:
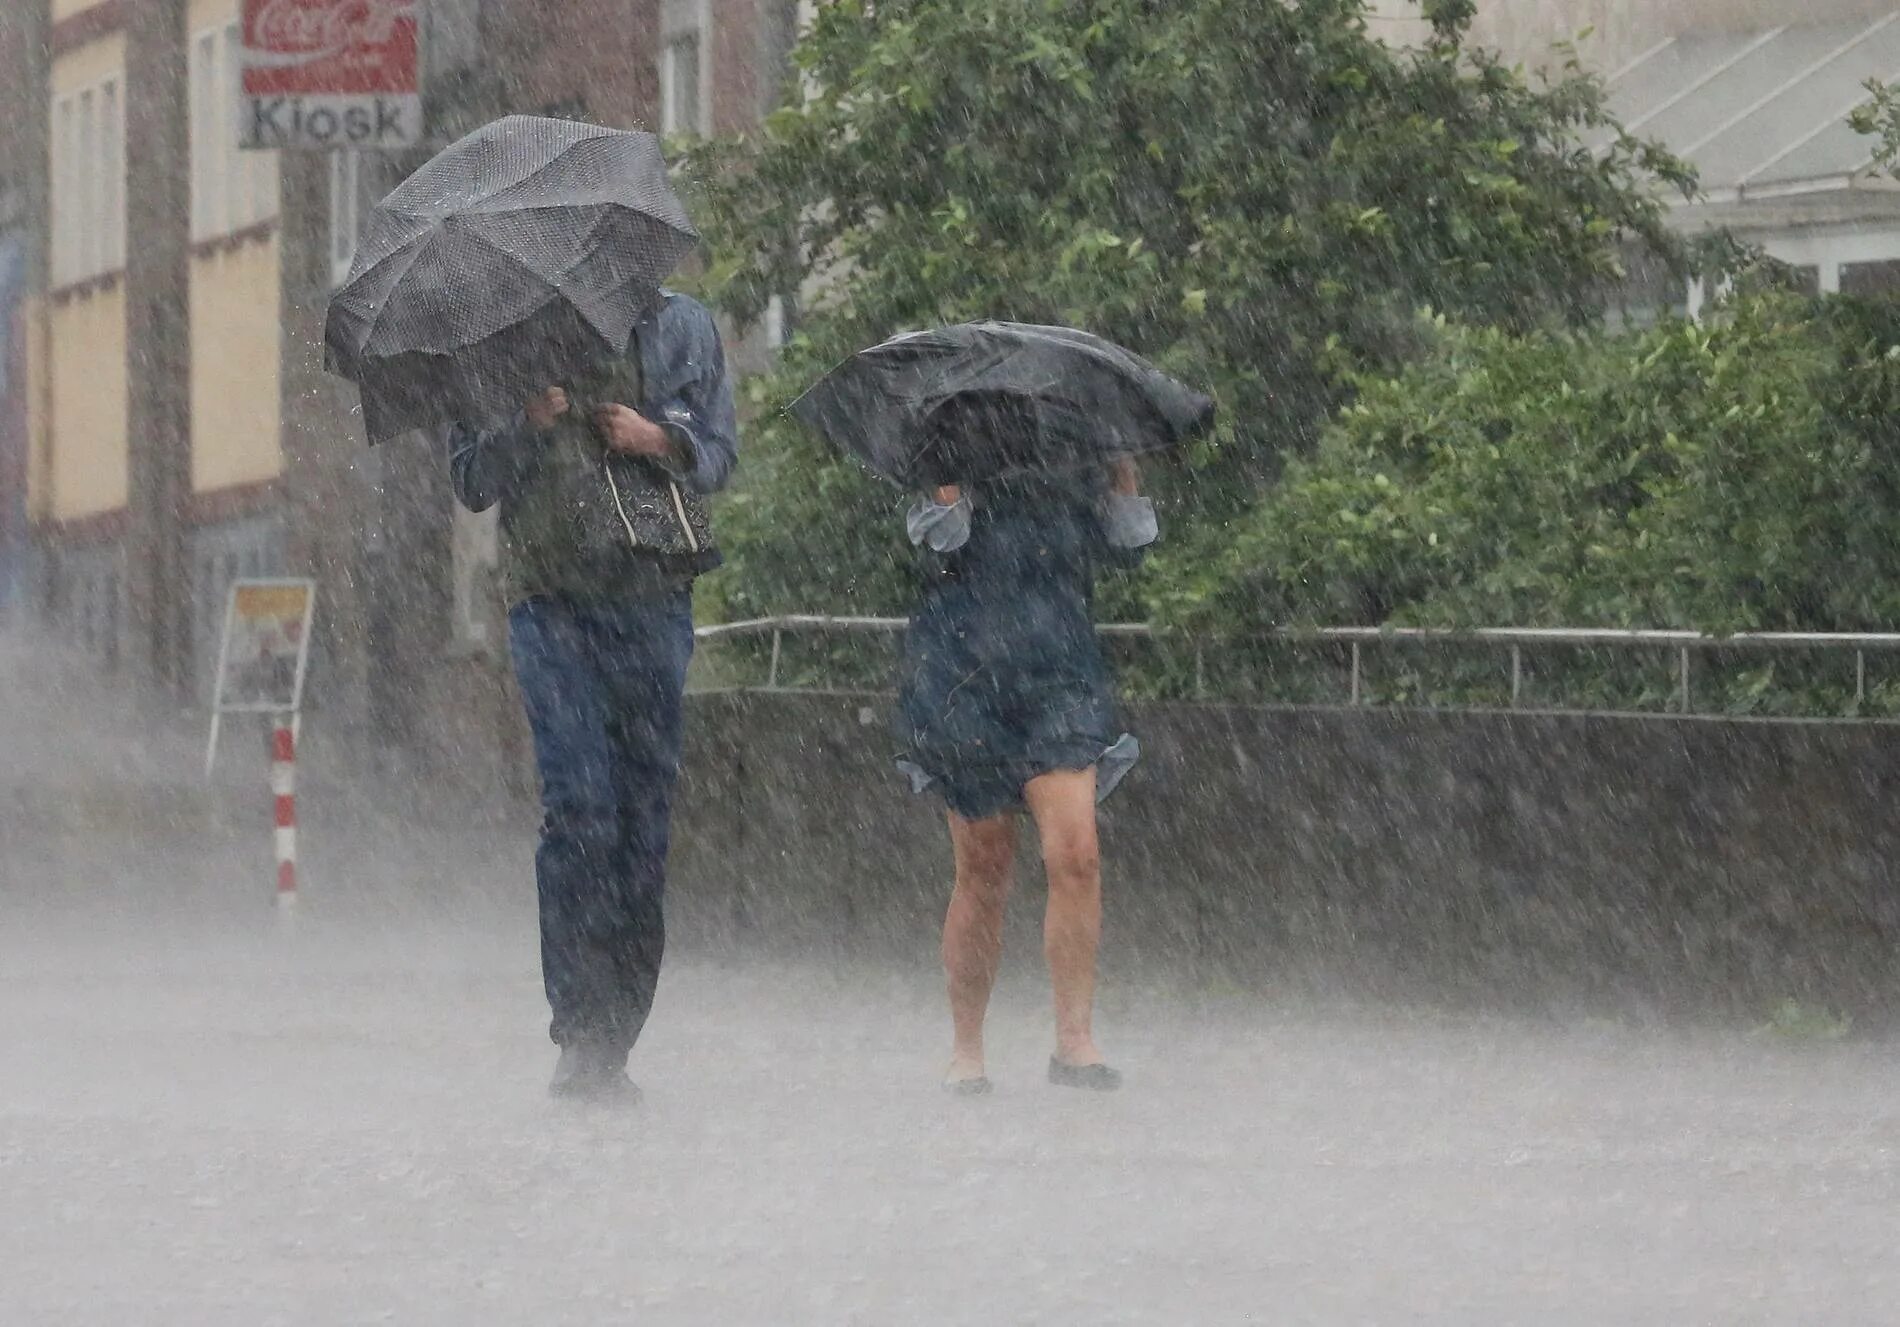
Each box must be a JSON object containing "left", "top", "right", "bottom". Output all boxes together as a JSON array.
[{"left": 667, "top": 692, "right": 1900, "bottom": 1021}]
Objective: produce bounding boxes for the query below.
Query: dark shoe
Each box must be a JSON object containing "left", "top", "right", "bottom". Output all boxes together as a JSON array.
[
  {"left": 944, "top": 1075, "right": 993, "bottom": 1097},
  {"left": 1048, "top": 1057, "right": 1122, "bottom": 1092},
  {"left": 549, "top": 1044, "right": 643, "bottom": 1105}
]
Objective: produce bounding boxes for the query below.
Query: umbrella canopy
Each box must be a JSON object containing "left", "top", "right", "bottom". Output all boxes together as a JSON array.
[
  {"left": 325, "top": 115, "right": 698, "bottom": 443},
  {"left": 789, "top": 321, "right": 1216, "bottom": 488}
]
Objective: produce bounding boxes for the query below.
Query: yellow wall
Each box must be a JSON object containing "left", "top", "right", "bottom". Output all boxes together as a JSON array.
[
  {"left": 50, "top": 30, "right": 123, "bottom": 93},
  {"left": 25, "top": 298, "right": 50, "bottom": 523},
  {"left": 188, "top": 0, "right": 235, "bottom": 37},
  {"left": 186, "top": 0, "right": 282, "bottom": 495},
  {"left": 51, "top": 0, "right": 112, "bottom": 25},
  {"left": 46, "top": 288, "right": 131, "bottom": 520},
  {"left": 190, "top": 236, "right": 283, "bottom": 493},
  {"left": 41, "top": 34, "right": 130, "bottom": 524}
]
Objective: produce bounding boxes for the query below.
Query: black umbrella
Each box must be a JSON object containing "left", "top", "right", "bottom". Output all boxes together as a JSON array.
[
  {"left": 789, "top": 321, "right": 1216, "bottom": 488},
  {"left": 325, "top": 115, "right": 699, "bottom": 443}
]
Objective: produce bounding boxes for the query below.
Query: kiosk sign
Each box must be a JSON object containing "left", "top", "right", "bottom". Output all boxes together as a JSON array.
[
  {"left": 240, "top": 0, "right": 423, "bottom": 149},
  {"left": 214, "top": 579, "right": 316, "bottom": 714}
]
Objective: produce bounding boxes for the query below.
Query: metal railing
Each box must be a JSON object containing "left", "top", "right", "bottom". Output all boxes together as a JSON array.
[{"left": 694, "top": 616, "right": 1900, "bottom": 713}]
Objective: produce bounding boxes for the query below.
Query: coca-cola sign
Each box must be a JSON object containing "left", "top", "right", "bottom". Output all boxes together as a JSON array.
[{"left": 239, "top": 0, "right": 423, "bottom": 149}]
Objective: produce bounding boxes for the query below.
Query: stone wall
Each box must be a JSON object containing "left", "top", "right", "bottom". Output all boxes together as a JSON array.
[{"left": 665, "top": 691, "right": 1900, "bottom": 1022}]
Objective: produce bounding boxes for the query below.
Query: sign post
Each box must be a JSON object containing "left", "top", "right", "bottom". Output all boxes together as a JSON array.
[
  {"left": 239, "top": 0, "right": 424, "bottom": 151},
  {"left": 206, "top": 579, "right": 317, "bottom": 909}
]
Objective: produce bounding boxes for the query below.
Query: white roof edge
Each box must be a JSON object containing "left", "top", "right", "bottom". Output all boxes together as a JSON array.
[
  {"left": 1606, "top": 36, "right": 1678, "bottom": 89},
  {"left": 1680, "top": 12, "right": 1900, "bottom": 156},
  {"left": 1737, "top": 69, "right": 1900, "bottom": 188},
  {"left": 1669, "top": 171, "right": 1900, "bottom": 210},
  {"left": 1622, "top": 26, "right": 1788, "bottom": 136},
  {"left": 1739, "top": 174, "right": 1858, "bottom": 201},
  {"left": 1668, "top": 176, "right": 1850, "bottom": 208}
]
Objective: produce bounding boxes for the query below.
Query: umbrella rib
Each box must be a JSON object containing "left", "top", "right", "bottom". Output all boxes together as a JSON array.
[
  {"left": 441, "top": 216, "right": 632, "bottom": 328},
  {"left": 355, "top": 218, "right": 598, "bottom": 355},
  {"left": 452, "top": 147, "right": 610, "bottom": 214},
  {"left": 374, "top": 126, "right": 604, "bottom": 219},
  {"left": 457, "top": 140, "right": 693, "bottom": 233},
  {"left": 355, "top": 203, "right": 611, "bottom": 299},
  {"left": 334, "top": 238, "right": 444, "bottom": 360},
  {"left": 335, "top": 228, "right": 437, "bottom": 310},
  {"left": 477, "top": 124, "right": 632, "bottom": 210},
  {"left": 452, "top": 209, "right": 671, "bottom": 333}
]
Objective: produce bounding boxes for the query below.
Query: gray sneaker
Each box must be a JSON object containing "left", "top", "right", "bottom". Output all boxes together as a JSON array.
[
  {"left": 1047, "top": 1057, "right": 1122, "bottom": 1092},
  {"left": 549, "top": 1044, "right": 643, "bottom": 1105}
]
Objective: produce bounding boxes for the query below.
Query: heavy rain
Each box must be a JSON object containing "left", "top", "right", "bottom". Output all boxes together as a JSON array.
[{"left": 4, "top": 0, "right": 1900, "bottom": 1322}]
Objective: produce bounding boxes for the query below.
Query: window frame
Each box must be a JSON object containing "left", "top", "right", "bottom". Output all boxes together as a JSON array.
[
  {"left": 47, "top": 72, "right": 127, "bottom": 289},
  {"left": 99, "top": 77, "right": 123, "bottom": 273},
  {"left": 330, "top": 149, "right": 362, "bottom": 286},
  {"left": 51, "top": 94, "right": 75, "bottom": 285},
  {"left": 190, "top": 23, "right": 280, "bottom": 245},
  {"left": 661, "top": 29, "right": 705, "bottom": 137},
  {"left": 77, "top": 88, "right": 97, "bottom": 279},
  {"left": 190, "top": 29, "right": 220, "bottom": 240}
]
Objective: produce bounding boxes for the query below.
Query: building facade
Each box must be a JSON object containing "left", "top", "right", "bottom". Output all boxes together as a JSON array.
[
  {"left": 1465, "top": 0, "right": 1899, "bottom": 76},
  {"left": 8, "top": 0, "right": 1899, "bottom": 769},
  {"left": 1455, "top": 1, "right": 1900, "bottom": 308},
  {"left": 6, "top": 0, "right": 795, "bottom": 771}
]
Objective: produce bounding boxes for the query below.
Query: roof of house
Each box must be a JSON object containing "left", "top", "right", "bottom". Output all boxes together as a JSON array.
[{"left": 1603, "top": 14, "right": 1900, "bottom": 207}]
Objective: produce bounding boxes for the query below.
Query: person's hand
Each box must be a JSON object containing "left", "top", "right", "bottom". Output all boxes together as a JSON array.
[
  {"left": 524, "top": 387, "right": 569, "bottom": 432},
  {"left": 594, "top": 403, "right": 675, "bottom": 460},
  {"left": 1108, "top": 456, "right": 1139, "bottom": 497},
  {"left": 933, "top": 484, "right": 962, "bottom": 506}
]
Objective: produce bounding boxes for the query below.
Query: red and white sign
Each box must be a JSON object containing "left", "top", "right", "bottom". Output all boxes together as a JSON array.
[{"left": 239, "top": 0, "right": 423, "bottom": 149}]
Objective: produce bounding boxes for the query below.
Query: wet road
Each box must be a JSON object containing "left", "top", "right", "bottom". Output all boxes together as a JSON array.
[
  {"left": 4, "top": 630, "right": 1899, "bottom": 1324},
  {"left": 3, "top": 902, "right": 1898, "bottom": 1325}
]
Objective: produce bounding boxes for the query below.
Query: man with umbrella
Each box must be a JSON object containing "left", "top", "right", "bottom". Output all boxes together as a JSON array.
[{"left": 328, "top": 118, "right": 737, "bottom": 1103}]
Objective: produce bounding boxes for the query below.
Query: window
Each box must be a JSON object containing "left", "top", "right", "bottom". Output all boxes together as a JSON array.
[
  {"left": 77, "top": 89, "right": 96, "bottom": 277},
  {"left": 48, "top": 74, "right": 126, "bottom": 287},
  {"left": 1606, "top": 244, "right": 1687, "bottom": 331},
  {"left": 330, "top": 150, "right": 361, "bottom": 285},
  {"left": 1841, "top": 261, "right": 1900, "bottom": 299},
  {"left": 100, "top": 80, "right": 123, "bottom": 272},
  {"left": 191, "top": 24, "right": 279, "bottom": 243},
  {"left": 662, "top": 31, "right": 704, "bottom": 136},
  {"left": 222, "top": 22, "right": 252, "bottom": 226},
  {"left": 190, "top": 31, "right": 219, "bottom": 238},
  {"left": 51, "top": 96, "right": 74, "bottom": 283}
]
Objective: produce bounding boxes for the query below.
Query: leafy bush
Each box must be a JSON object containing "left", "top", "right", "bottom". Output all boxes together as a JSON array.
[
  {"left": 1199, "top": 294, "right": 1900, "bottom": 636},
  {"left": 679, "top": 0, "right": 1690, "bottom": 638}
]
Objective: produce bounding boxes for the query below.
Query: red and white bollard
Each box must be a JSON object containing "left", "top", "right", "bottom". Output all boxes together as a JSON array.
[{"left": 271, "top": 722, "right": 298, "bottom": 909}]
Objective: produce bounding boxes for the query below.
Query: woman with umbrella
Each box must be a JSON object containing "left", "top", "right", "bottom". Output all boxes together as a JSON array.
[{"left": 794, "top": 322, "right": 1212, "bottom": 1094}]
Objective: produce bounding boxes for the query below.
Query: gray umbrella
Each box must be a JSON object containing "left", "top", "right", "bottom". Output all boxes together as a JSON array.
[
  {"left": 789, "top": 321, "right": 1217, "bottom": 488},
  {"left": 325, "top": 115, "right": 698, "bottom": 443}
]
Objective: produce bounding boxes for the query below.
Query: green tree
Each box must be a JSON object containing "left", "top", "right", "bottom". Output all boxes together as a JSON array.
[
  {"left": 1195, "top": 291, "right": 1900, "bottom": 709},
  {"left": 680, "top": 0, "right": 1691, "bottom": 632},
  {"left": 1849, "top": 79, "right": 1900, "bottom": 173}
]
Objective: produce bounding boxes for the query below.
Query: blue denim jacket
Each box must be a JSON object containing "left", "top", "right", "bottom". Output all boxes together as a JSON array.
[{"left": 449, "top": 290, "right": 739, "bottom": 511}]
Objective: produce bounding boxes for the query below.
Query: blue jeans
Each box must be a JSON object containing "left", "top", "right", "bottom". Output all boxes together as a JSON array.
[{"left": 508, "top": 591, "right": 695, "bottom": 1053}]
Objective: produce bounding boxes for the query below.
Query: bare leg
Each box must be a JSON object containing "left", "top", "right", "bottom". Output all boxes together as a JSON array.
[
  {"left": 1024, "top": 768, "right": 1105, "bottom": 1067},
  {"left": 942, "top": 809, "right": 1018, "bottom": 1083}
]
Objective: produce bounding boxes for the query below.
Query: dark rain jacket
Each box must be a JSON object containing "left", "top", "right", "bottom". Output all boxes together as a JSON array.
[{"left": 448, "top": 292, "right": 738, "bottom": 604}]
